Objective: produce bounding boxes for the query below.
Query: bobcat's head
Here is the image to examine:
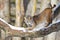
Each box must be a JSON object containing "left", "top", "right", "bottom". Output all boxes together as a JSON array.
[{"left": 24, "top": 16, "right": 35, "bottom": 27}]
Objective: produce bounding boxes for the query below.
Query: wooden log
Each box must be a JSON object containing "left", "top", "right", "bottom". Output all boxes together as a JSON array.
[{"left": 0, "top": 18, "right": 60, "bottom": 38}]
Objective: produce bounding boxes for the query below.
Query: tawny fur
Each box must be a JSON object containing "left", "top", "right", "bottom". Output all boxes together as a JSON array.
[{"left": 24, "top": 5, "right": 56, "bottom": 30}]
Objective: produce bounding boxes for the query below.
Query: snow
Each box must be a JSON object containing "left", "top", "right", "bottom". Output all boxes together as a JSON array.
[{"left": 0, "top": 18, "right": 27, "bottom": 32}]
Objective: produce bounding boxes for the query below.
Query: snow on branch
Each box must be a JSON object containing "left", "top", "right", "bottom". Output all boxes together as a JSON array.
[{"left": 0, "top": 18, "right": 60, "bottom": 37}]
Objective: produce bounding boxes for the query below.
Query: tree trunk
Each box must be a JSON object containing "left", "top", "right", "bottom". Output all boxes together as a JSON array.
[
  {"left": 26, "top": 0, "right": 36, "bottom": 16},
  {"left": 12, "top": 0, "right": 25, "bottom": 40},
  {"left": 0, "top": 0, "right": 10, "bottom": 40},
  {"left": 12, "top": 0, "right": 21, "bottom": 40},
  {"left": 31, "top": 0, "right": 36, "bottom": 16}
]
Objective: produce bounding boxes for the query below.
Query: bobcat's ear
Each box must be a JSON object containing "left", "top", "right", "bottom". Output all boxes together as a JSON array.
[{"left": 24, "top": 17, "right": 27, "bottom": 20}]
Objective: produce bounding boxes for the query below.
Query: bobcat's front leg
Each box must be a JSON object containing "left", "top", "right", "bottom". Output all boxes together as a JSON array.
[{"left": 26, "top": 23, "right": 36, "bottom": 30}]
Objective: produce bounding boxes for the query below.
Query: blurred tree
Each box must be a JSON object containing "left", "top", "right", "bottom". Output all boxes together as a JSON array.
[{"left": 0, "top": 0, "right": 10, "bottom": 40}]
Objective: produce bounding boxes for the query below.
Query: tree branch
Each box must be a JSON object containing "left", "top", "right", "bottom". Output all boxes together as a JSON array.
[{"left": 0, "top": 18, "right": 60, "bottom": 38}]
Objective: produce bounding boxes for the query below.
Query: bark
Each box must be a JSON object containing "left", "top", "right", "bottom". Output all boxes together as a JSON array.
[
  {"left": 13, "top": 0, "right": 21, "bottom": 40},
  {"left": 14, "top": 0, "right": 25, "bottom": 40},
  {"left": 0, "top": 0, "right": 60, "bottom": 40},
  {"left": 0, "top": 0, "right": 10, "bottom": 40},
  {"left": 20, "top": 0, "right": 26, "bottom": 40},
  {"left": 15, "top": 0, "right": 21, "bottom": 27},
  {"left": 26, "top": 0, "right": 36, "bottom": 16},
  {"left": 31, "top": 0, "right": 36, "bottom": 16},
  {"left": 0, "top": 18, "right": 60, "bottom": 39}
]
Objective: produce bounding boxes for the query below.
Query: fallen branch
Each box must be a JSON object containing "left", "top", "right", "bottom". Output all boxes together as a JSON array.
[{"left": 0, "top": 18, "right": 60, "bottom": 38}]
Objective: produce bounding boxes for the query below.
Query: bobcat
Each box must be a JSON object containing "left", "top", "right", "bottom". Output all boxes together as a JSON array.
[{"left": 24, "top": 5, "right": 56, "bottom": 30}]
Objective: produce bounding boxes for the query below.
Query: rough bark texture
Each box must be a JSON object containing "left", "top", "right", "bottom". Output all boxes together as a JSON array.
[
  {"left": 0, "top": 18, "right": 60, "bottom": 40},
  {"left": 14, "top": 0, "right": 25, "bottom": 40},
  {"left": 0, "top": 0, "right": 60, "bottom": 40},
  {"left": 0, "top": 0, "right": 10, "bottom": 40},
  {"left": 13, "top": 0, "right": 21, "bottom": 40},
  {"left": 25, "top": 0, "right": 36, "bottom": 16}
]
